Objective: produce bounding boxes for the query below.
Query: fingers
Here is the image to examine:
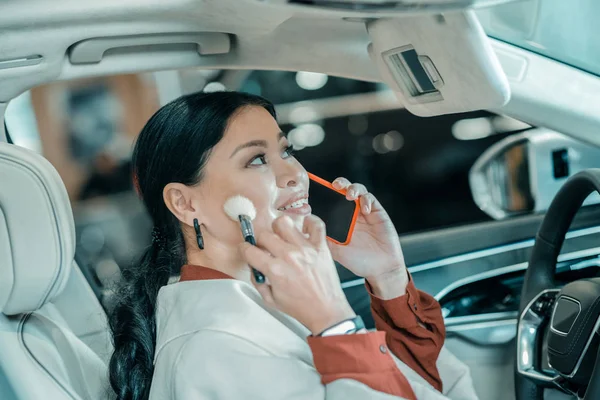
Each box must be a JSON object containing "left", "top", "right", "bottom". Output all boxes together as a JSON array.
[
  {"left": 332, "top": 177, "right": 382, "bottom": 215},
  {"left": 346, "top": 184, "right": 367, "bottom": 201},
  {"left": 272, "top": 216, "right": 309, "bottom": 248},
  {"left": 332, "top": 177, "right": 351, "bottom": 190},
  {"left": 240, "top": 242, "right": 291, "bottom": 307},
  {"left": 302, "top": 215, "right": 326, "bottom": 247},
  {"left": 332, "top": 177, "right": 367, "bottom": 201},
  {"left": 240, "top": 241, "right": 283, "bottom": 277},
  {"left": 359, "top": 192, "right": 376, "bottom": 214},
  {"left": 255, "top": 216, "right": 311, "bottom": 260},
  {"left": 251, "top": 269, "right": 275, "bottom": 305},
  {"left": 256, "top": 230, "right": 293, "bottom": 259}
]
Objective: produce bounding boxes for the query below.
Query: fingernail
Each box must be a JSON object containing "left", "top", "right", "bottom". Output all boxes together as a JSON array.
[
  {"left": 363, "top": 204, "right": 370, "bottom": 213},
  {"left": 349, "top": 189, "right": 357, "bottom": 198}
]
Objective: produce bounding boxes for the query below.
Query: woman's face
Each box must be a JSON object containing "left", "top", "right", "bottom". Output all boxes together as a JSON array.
[{"left": 191, "top": 105, "right": 311, "bottom": 246}]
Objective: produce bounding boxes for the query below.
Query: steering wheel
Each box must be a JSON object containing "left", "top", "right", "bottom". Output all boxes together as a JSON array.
[{"left": 516, "top": 170, "right": 600, "bottom": 400}]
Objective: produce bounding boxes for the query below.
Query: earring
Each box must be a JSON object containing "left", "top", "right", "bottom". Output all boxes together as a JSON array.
[{"left": 193, "top": 218, "right": 204, "bottom": 250}]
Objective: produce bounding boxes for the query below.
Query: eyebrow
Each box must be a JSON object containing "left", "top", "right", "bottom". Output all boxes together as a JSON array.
[{"left": 230, "top": 131, "right": 287, "bottom": 158}]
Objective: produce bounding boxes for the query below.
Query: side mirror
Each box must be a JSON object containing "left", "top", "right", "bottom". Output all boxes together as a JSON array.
[{"left": 469, "top": 128, "right": 600, "bottom": 220}]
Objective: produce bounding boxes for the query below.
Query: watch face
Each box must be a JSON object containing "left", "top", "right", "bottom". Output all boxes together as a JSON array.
[{"left": 321, "top": 320, "right": 357, "bottom": 337}]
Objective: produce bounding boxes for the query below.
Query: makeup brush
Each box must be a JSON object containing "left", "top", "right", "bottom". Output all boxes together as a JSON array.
[{"left": 223, "top": 195, "right": 266, "bottom": 284}]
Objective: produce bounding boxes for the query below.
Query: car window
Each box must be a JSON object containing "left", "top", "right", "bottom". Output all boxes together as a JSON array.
[
  {"left": 478, "top": 0, "right": 600, "bottom": 76},
  {"left": 5, "top": 74, "right": 161, "bottom": 307},
  {"left": 4, "top": 70, "right": 532, "bottom": 309},
  {"left": 4, "top": 91, "right": 42, "bottom": 153}
]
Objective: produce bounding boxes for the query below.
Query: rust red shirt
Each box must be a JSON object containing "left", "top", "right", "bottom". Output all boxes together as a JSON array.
[{"left": 179, "top": 265, "right": 445, "bottom": 398}]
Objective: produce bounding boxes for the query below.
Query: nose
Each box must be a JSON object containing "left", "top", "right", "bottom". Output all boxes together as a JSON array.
[{"left": 276, "top": 158, "right": 307, "bottom": 189}]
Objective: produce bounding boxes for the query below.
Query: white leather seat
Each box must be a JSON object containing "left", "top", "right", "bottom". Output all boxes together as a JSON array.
[{"left": 0, "top": 142, "right": 114, "bottom": 400}]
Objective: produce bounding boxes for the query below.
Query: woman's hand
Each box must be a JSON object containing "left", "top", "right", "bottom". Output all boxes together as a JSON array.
[
  {"left": 328, "top": 177, "right": 409, "bottom": 299},
  {"left": 239, "top": 215, "right": 356, "bottom": 335}
]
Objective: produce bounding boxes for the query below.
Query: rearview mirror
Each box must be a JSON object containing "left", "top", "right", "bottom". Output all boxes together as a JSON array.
[{"left": 469, "top": 128, "right": 600, "bottom": 220}]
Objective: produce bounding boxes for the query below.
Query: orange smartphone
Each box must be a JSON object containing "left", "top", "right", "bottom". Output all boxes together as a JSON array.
[{"left": 308, "top": 173, "right": 360, "bottom": 245}]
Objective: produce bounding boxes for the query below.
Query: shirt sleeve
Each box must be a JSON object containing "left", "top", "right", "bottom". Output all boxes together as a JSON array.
[
  {"left": 167, "top": 330, "right": 428, "bottom": 400},
  {"left": 367, "top": 274, "right": 446, "bottom": 392},
  {"left": 307, "top": 331, "right": 416, "bottom": 399}
]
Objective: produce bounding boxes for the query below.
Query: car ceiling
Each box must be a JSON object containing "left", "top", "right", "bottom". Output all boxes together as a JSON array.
[{"left": 1, "top": 0, "right": 600, "bottom": 147}]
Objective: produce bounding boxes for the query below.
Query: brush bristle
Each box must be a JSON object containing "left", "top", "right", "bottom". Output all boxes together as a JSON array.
[{"left": 223, "top": 195, "right": 257, "bottom": 221}]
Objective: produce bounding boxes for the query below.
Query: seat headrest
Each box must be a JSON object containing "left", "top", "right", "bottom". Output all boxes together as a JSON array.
[{"left": 0, "top": 143, "right": 75, "bottom": 315}]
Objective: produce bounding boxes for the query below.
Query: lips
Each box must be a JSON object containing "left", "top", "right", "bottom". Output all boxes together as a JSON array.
[
  {"left": 277, "top": 193, "right": 309, "bottom": 211},
  {"left": 278, "top": 196, "right": 311, "bottom": 215},
  {"left": 279, "top": 198, "right": 309, "bottom": 211}
]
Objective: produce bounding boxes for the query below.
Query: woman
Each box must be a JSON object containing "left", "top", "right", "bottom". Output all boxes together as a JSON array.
[{"left": 109, "top": 91, "right": 477, "bottom": 400}]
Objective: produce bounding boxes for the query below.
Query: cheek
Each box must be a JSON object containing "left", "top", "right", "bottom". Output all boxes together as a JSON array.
[
  {"left": 240, "top": 178, "right": 279, "bottom": 237},
  {"left": 201, "top": 195, "right": 242, "bottom": 242},
  {"left": 247, "top": 190, "right": 307, "bottom": 239},
  {"left": 206, "top": 174, "right": 280, "bottom": 243}
]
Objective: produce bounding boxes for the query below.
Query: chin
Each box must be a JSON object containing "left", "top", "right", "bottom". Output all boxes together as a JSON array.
[
  {"left": 290, "top": 214, "right": 307, "bottom": 231},
  {"left": 272, "top": 210, "right": 307, "bottom": 231}
]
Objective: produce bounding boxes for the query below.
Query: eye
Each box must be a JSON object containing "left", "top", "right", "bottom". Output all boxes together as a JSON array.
[
  {"left": 282, "top": 145, "right": 296, "bottom": 158},
  {"left": 247, "top": 154, "right": 267, "bottom": 166}
]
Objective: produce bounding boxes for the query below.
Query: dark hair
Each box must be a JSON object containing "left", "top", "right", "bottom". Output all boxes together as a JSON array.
[{"left": 108, "top": 91, "right": 276, "bottom": 400}]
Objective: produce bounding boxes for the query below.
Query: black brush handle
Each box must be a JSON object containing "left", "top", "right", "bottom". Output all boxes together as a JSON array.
[{"left": 245, "top": 234, "right": 266, "bottom": 284}]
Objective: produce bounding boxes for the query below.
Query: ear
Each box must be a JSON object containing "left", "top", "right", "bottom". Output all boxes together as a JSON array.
[{"left": 163, "top": 183, "right": 204, "bottom": 227}]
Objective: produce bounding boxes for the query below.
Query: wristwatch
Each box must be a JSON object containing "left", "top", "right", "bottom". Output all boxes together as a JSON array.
[{"left": 316, "top": 315, "right": 365, "bottom": 337}]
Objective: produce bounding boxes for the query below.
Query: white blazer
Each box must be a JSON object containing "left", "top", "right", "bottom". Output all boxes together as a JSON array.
[{"left": 149, "top": 279, "right": 478, "bottom": 400}]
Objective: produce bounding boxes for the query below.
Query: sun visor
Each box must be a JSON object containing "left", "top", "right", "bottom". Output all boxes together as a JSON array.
[{"left": 367, "top": 11, "right": 510, "bottom": 116}]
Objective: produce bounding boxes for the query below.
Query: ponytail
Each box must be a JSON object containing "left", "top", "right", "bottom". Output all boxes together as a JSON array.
[
  {"left": 108, "top": 247, "right": 170, "bottom": 399},
  {"left": 109, "top": 224, "right": 186, "bottom": 400}
]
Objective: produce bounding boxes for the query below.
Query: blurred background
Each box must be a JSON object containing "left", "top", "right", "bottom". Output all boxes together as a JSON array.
[{"left": 4, "top": 69, "right": 533, "bottom": 310}]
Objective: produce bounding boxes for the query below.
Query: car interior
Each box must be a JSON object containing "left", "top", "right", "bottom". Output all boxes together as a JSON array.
[{"left": 2, "top": 0, "right": 600, "bottom": 399}]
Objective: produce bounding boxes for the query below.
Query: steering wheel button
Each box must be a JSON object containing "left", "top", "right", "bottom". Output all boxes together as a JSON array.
[
  {"left": 551, "top": 297, "right": 581, "bottom": 336},
  {"left": 532, "top": 301, "right": 545, "bottom": 314}
]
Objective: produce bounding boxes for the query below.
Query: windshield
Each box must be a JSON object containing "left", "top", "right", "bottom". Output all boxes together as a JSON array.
[{"left": 477, "top": 0, "right": 600, "bottom": 77}]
